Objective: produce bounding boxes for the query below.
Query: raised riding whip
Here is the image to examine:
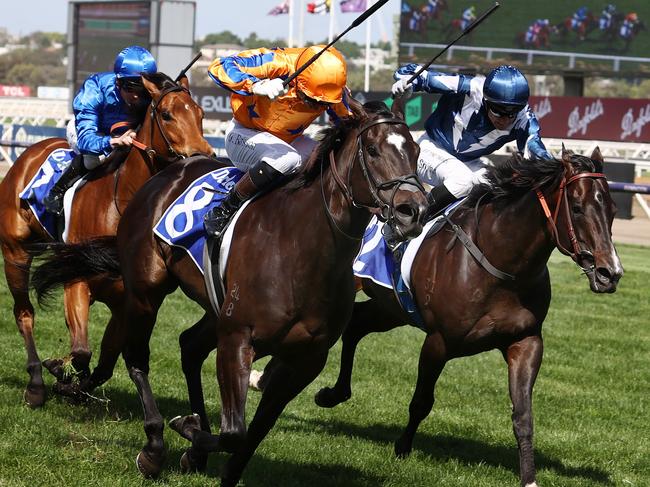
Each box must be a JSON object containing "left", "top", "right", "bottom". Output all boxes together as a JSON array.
[{"left": 175, "top": 52, "right": 203, "bottom": 82}]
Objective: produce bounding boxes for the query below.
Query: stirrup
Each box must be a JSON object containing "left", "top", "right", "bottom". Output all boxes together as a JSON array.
[
  {"left": 44, "top": 191, "right": 65, "bottom": 215},
  {"left": 203, "top": 206, "right": 235, "bottom": 239}
]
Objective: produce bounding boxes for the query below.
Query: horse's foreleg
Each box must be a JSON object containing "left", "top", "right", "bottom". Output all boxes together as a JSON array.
[
  {"left": 221, "top": 352, "right": 328, "bottom": 487},
  {"left": 2, "top": 245, "right": 44, "bottom": 407},
  {"left": 316, "top": 299, "right": 402, "bottom": 408},
  {"left": 122, "top": 293, "right": 166, "bottom": 479},
  {"left": 504, "top": 334, "right": 543, "bottom": 487},
  {"left": 215, "top": 324, "right": 254, "bottom": 454},
  {"left": 395, "top": 332, "right": 447, "bottom": 457}
]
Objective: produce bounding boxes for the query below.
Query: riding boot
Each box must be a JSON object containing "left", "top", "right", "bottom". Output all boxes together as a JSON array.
[
  {"left": 422, "top": 184, "right": 457, "bottom": 222},
  {"left": 203, "top": 160, "right": 283, "bottom": 239},
  {"left": 44, "top": 153, "right": 88, "bottom": 215}
]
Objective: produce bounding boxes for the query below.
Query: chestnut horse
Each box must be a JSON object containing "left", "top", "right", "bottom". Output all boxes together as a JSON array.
[
  {"left": 314, "top": 149, "right": 623, "bottom": 487},
  {"left": 31, "top": 99, "right": 427, "bottom": 485},
  {"left": 0, "top": 72, "right": 213, "bottom": 407}
]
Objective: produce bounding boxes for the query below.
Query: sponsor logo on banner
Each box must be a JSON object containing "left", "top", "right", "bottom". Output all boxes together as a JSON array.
[
  {"left": 620, "top": 104, "right": 650, "bottom": 140},
  {"left": 0, "top": 85, "right": 31, "bottom": 97},
  {"left": 567, "top": 99, "right": 604, "bottom": 137},
  {"left": 532, "top": 97, "right": 552, "bottom": 120}
]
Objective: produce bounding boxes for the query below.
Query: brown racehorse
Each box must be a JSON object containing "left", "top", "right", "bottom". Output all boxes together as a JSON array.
[
  {"left": 0, "top": 72, "right": 213, "bottom": 407},
  {"left": 31, "top": 99, "right": 427, "bottom": 485},
  {"left": 311, "top": 148, "right": 623, "bottom": 487}
]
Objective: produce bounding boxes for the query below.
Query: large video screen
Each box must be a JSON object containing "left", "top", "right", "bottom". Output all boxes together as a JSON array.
[
  {"left": 398, "top": 0, "right": 650, "bottom": 75},
  {"left": 74, "top": 1, "right": 151, "bottom": 90}
]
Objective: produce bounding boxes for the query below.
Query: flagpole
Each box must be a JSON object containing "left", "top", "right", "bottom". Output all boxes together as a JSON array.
[
  {"left": 328, "top": 0, "right": 335, "bottom": 43},
  {"left": 299, "top": 0, "right": 305, "bottom": 46},
  {"left": 364, "top": 0, "right": 373, "bottom": 92},
  {"left": 288, "top": 0, "right": 295, "bottom": 47}
]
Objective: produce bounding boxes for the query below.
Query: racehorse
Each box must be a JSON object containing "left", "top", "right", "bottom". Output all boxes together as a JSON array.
[
  {"left": 0, "top": 72, "right": 213, "bottom": 407},
  {"left": 555, "top": 12, "right": 597, "bottom": 41},
  {"left": 619, "top": 19, "right": 646, "bottom": 52},
  {"left": 515, "top": 24, "right": 554, "bottom": 49},
  {"left": 313, "top": 148, "right": 623, "bottom": 487},
  {"left": 31, "top": 99, "right": 428, "bottom": 485}
]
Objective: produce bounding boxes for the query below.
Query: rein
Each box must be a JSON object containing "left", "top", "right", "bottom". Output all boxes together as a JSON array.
[
  {"left": 323, "top": 116, "right": 424, "bottom": 239},
  {"left": 535, "top": 169, "right": 606, "bottom": 271}
]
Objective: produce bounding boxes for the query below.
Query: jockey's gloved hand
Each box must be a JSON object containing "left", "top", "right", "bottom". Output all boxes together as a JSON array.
[
  {"left": 391, "top": 78, "right": 414, "bottom": 98},
  {"left": 252, "top": 78, "right": 288, "bottom": 100}
]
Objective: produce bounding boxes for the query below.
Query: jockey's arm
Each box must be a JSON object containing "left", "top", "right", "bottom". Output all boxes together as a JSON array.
[
  {"left": 395, "top": 64, "right": 471, "bottom": 95},
  {"left": 73, "top": 75, "right": 112, "bottom": 156},
  {"left": 516, "top": 108, "right": 552, "bottom": 160},
  {"left": 208, "top": 47, "right": 291, "bottom": 95}
]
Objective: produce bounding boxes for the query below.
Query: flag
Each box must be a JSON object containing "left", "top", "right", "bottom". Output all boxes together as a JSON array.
[
  {"left": 307, "top": 0, "right": 330, "bottom": 14},
  {"left": 268, "top": 1, "right": 289, "bottom": 15},
  {"left": 340, "top": 0, "right": 366, "bottom": 13}
]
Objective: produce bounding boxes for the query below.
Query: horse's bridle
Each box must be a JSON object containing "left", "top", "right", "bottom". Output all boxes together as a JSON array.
[
  {"left": 535, "top": 168, "right": 607, "bottom": 272},
  {"left": 325, "top": 116, "right": 424, "bottom": 238}
]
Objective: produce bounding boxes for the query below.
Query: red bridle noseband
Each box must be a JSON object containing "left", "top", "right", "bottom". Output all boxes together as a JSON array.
[{"left": 535, "top": 170, "right": 607, "bottom": 267}]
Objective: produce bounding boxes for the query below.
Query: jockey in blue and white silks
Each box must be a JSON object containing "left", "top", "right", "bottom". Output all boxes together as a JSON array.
[
  {"left": 599, "top": 4, "right": 617, "bottom": 31},
  {"left": 390, "top": 64, "right": 551, "bottom": 225},
  {"left": 44, "top": 45, "right": 157, "bottom": 215},
  {"left": 460, "top": 6, "right": 476, "bottom": 30},
  {"left": 571, "top": 6, "right": 589, "bottom": 29}
]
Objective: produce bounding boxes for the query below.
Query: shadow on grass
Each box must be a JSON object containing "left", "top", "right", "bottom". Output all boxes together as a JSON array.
[{"left": 276, "top": 413, "right": 614, "bottom": 486}]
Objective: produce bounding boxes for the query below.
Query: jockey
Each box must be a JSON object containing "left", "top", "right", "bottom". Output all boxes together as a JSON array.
[
  {"left": 44, "top": 45, "right": 157, "bottom": 215},
  {"left": 460, "top": 6, "right": 476, "bottom": 30},
  {"left": 620, "top": 12, "right": 639, "bottom": 38},
  {"left": 526, "top": 18, "right": 550, "bottom": 44},
  {"left": 571, "top": 6, "right": 589, "bottom": 29},
  {"left": 391, "top": 64, "right": 551, "bottom": 220},
  {"left": 203, "top": 45, "right": 351, "bottom": 238},
  {"left": 599, "top": 4, "right": 617, "bottom": 30}
]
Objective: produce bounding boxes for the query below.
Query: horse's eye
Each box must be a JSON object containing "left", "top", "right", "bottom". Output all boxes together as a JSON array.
[
  {"left": 595, "top": 192, "right": 604, "bottom": 204},
  {"left": 366, "top": 146, "right": 379, "bottom": 157},
  {"left": 161, "top": 111, "right": 172, "bottom": 121}
]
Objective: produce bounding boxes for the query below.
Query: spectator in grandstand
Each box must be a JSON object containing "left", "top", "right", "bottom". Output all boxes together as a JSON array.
[
  {"left": 203, "top": 45, "right": 351, "bottom": 239},
  {"left": 390, "top": 64, "right": 551, "bottom": 222},
  {"left": 44, "top": 45, "right": 157, "bottom": 215}
]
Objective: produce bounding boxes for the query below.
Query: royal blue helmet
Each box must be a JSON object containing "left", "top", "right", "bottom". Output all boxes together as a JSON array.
[
  {"left": 483, "top": 65, "right": 530, "bottom": 108},
  {"left": 114, "top": 46, "right": 157, "bottom": 79}
]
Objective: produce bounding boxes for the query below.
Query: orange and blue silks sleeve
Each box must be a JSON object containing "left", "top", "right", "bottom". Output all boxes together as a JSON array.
[{"left": 208, "top": 48, "right": 292, "bottom": 95}]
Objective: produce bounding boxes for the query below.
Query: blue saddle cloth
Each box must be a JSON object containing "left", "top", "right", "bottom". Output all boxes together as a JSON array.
[
  {"left": 153, "top": 167, "right": 244, "bottom": 272},
  {"left": 18, "top": 148, "right": 75, "bottom": 239}
]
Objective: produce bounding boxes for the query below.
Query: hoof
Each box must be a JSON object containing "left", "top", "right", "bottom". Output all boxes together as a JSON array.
[
  {"left": 135, "top": 450, "right": 163, "bottom": 478},
  {"left": 314, "top": 386, "right": 350, "bottom": 408},
  {"left": 42, "top": 358, "right": 65, "bottom": 381},
  {"left": 24, "top": 383, "right": 46, "bottom": 408},
  {"left": 169, "top": 413, "right": 201, "bottom": 442},
  {"left": 52, "top": 381, "right": 86, "bottom": 403},
  {"left": 248, "top": 370, "right": 264, "bottom": 391},
  {"left": 179, "top": 448, "right": 207, "bottom": 473},
  {"left": 394, "top": 437, "right": 412, "bottom": 458}
]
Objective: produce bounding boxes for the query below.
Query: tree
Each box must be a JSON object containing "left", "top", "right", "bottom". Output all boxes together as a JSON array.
[{"left": 199, "top": 30, "right": 243, "bottom": 46}]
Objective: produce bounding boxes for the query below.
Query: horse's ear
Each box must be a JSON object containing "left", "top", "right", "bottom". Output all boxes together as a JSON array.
[
  {"left": 561, "top": 143, "right": 573, "bottom": 160},
  {"left": 391, "top": 96, "right": 405, "bottom": 120},
  {"left": 590, "top": 146, "right": 603, "bottom": 164},
  {"left": 141, "top": 73, "right": 162, "bottom": 99},
  {"left": 177, "top": 75, "right": 190, "bottom": 90},
  {"left": 348, "top": 96, "right": 367, "bottom": 121}
]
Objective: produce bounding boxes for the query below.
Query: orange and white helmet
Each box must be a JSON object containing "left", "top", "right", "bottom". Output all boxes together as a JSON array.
[
  {"left": 295, "top": 45, "right": 347, "bottom": 104},
  {"left": 626, "top": 12, "right": 638, "bottom": 22}
]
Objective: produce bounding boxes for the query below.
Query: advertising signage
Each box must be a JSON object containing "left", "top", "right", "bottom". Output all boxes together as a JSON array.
[{"left": 398, "top": 0, "right": 650, "bottom": 75}]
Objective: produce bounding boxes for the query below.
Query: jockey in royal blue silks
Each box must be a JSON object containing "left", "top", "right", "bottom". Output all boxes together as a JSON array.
[
  {"left": 390, "top": 64, "right": 551, "bottom": 227},
  {"left": 44, "top": 45, "right": 158, "bottom": 215}
]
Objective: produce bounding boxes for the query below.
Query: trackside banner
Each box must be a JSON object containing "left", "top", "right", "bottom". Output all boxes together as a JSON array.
[{"left": 191, "top": 87, "right": 650, "bottom": 142}]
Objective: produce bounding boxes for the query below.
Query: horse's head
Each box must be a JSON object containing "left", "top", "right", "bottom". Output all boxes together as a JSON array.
[
  {"left": 344, "top": 97, "right": 427, "bottom": 241},
  {"left": 139, "top": 73, "right": 213, "bottom": 164},
  {"left": 559, "top": 146, "right": 623, "bottom": 293}
]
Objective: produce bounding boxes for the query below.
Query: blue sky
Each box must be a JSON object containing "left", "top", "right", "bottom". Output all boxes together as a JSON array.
[{"left": 2, "top": 0, "right": 400, "bottom": 44}]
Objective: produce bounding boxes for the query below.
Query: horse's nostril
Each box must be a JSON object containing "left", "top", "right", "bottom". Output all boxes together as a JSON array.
[
  {"left": 596, "top": 267, "right": 613, "bottom": 284},
  {"left": 396, "top": 204, "right": 417, "bottom": 219}
]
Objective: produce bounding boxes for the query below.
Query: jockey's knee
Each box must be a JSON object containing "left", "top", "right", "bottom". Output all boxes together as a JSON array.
[
  {"left": 444, "top": 177, "right": 474, "bottom": 198},
  {"left": 267, "top": 151, "right": 302, "bottom": 176},
  {"left": 82, "top": 154, "right": 103, "bottom": 170}
]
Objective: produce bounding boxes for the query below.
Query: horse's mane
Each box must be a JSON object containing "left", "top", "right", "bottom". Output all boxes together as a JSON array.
[
  {"left": 465, "top": 152, "right": 602, "bottom": 209},
  {"left": 142, "top": 72, "right": 178, "bottom": 91},
  {"left": 284, "top": 101, "right": 394, "bottom": 191}
]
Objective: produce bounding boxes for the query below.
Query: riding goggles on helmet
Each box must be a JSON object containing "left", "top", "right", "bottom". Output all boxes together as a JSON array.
[{"left": 485, "top": 100, "right": 523, "bottom": 119}]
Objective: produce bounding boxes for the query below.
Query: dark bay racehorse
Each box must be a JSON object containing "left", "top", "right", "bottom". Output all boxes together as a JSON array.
[
  {"left": 0, "top": 73, "right": 213, "bottom": 407},
  {"left": 314, "top": 148, "right": 623, "bottom": 487},
  {"left": 31, "top": 99, "right": 427, "bottom": 485}
]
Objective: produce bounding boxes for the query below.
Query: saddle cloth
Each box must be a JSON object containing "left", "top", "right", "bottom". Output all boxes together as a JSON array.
[
  {"left": 18, "top": 148, "right": 81, "bottom": 241},
  {"left": 153, "top": 166, "right": 245, "bottom": 276},
  {"left": 352, "top": 199, "right": 465, "bottom": 328}
]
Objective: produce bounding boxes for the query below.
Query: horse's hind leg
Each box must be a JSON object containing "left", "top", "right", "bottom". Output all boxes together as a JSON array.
[
  {"left": 315, "top": 299, "right": 403, "bottom": 408},
  {"left": 504, "top": 335, "right": 543, "bottom": 487},
  {"left": 395, "top": 332, "right": 447, "bottom": 457},
  {"left": 2, "top": 244, "right": 45, "bottom": 407},
  {"left": 221, "top": 352, "right": 329, "bottom": 487}
]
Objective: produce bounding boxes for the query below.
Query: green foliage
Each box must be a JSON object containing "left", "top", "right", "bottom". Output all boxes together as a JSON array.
[
  {"left": 0, "top": 244, "right": 648, "bottom": 485},
  {"left": 199, "top": 30, "right": 243, "bottom": 46},
  {"left": 0, "top": 47, "right": 66, "bottom": 90}
]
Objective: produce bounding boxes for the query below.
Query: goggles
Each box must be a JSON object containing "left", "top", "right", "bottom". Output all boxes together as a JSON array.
[
  {"left": 485, "top": 101, "right": 523, "bottom": 120},
  {"left": 298, "top": 90, "right": 331, "bottom": 107},
  {"left": 119, "top": 79, "right": 147, "bottom": 95}
]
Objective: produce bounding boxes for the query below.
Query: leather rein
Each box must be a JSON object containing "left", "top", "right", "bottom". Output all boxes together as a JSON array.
[{"left": 324, "top": 116, "right": 424, "bottom": 240}]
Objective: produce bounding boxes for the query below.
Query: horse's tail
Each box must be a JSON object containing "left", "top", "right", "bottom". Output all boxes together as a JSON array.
[{"left": 31, "top": 236, "right": 121, "bottom": 305}]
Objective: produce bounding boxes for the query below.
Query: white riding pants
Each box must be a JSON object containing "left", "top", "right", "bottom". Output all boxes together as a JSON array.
[
  {"left": 416, "top": 133, "right": 489, "bottom": 198},
  {"left": 224, "top": 119, "right": 317, "bottom": 175}
]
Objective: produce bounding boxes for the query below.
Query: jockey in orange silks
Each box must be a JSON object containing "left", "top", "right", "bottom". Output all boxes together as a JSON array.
[{"left": 204, "top": 45, "right": 352, "bottom": 238}]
